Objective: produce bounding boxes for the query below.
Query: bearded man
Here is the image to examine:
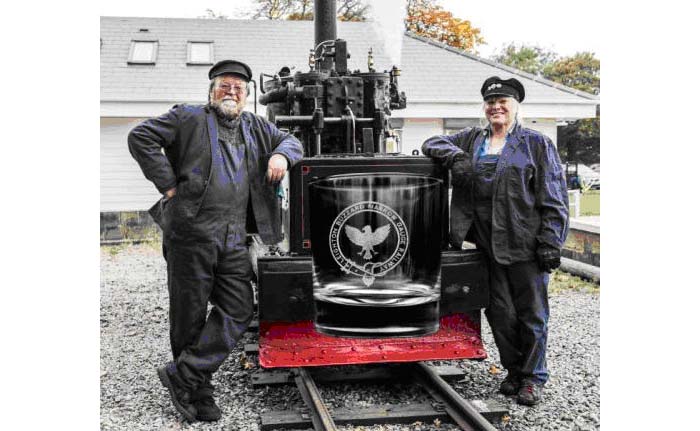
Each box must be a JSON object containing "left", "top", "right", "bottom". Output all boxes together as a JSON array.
[{"left": 128, "top": 59, "right": 303, "bottom": 422}]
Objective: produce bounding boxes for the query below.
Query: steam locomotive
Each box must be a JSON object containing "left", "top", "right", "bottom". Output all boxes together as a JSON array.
[{"left": 254, "top": 0, "right": 490, "bottom": 368}]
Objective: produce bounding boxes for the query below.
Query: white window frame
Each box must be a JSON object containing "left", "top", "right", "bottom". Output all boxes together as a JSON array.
[
  {"left": 187, "top": 41, "right": 214, "bottom": 65},
  {"left": 128, "top": 40, "right": 158, "bottom": 65}
]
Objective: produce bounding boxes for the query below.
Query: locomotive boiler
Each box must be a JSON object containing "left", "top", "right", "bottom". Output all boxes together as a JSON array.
[{"left": 255, "top": 0, "right": 490, "bottom": 368}]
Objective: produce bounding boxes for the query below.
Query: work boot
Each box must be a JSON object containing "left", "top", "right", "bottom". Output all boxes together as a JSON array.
[
  {"left": 157, "top": 363, "right": 197, "bottom": 421},
  {"left": 517, "top": 379, "right": 544, "bottom": 406},
  {"left": 498, "top": 372, "right": 521, "bottom": 396},
  {"left": 192, "top": 382, "right": 222, "bottom": 422}
]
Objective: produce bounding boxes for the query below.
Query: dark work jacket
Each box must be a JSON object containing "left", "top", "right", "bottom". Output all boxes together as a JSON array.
[
  {"left": 128, "top": 105, "right": 303, "bottom": 245},
  {"left": 421, "top": 123, "right": 569, "bottom": 265}
]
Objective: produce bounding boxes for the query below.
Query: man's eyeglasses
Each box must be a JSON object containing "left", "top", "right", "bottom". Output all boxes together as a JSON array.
[{"left": 217, "top": 83, "right": 247, "bottom": 94}]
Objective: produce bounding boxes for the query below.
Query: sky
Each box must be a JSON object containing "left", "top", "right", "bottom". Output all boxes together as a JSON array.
[{"left": 99, "top": 0, "right": 601, "bottom": 59}]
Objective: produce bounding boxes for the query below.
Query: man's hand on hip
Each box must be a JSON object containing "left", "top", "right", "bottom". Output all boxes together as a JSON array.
[
  {"left": 165, "top": 188, "right": 177, "bottom": 199},
  {"left": 267, "top": 154, "right": 288, "bottom": 183}
]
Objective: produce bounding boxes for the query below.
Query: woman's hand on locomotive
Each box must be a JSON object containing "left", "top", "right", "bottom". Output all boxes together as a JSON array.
[
  {"left": 536, "top": 244, "right": 561, "bottom": 272},
  {"left": 267, "top": 154, "right": 289, "bottom": 183},
  {"left": 451, "top": 152, "right": 473, "bottom": 188}
]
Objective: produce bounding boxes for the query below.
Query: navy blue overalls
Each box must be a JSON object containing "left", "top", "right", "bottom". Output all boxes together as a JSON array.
[
  {"left": 472, "top": 139, "right": 550, "bottom": 385},
  {"left": 164, "top": 117, "right": 255, "bottom": 392}
]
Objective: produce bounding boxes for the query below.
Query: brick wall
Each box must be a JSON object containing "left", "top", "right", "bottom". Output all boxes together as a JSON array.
[{"left": 562, "top": 224, "right": 600, "bottom": 267}]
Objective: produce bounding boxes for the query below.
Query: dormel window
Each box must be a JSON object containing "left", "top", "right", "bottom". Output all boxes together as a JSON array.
[
  {"left": 128, "top": 40, "right": 158, "bottom": 64},
  {"left": 187, "top": 41, "right": 214, "bottom": 65}
]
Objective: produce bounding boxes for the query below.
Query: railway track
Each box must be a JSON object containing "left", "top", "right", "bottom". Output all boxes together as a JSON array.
[{"left": 249, "top": 358, "right": 507, "bottom": 431}]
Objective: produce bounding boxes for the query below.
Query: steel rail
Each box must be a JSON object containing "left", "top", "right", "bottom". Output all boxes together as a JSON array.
[
  {"left": 410, "top": 362, "right": 498, "bottom": 431},
  {"left": 293, "top": 367, "right": 338, "bottom": 431}
]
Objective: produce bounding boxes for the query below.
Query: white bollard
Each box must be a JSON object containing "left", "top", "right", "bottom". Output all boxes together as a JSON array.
[{"left": 569, "top": 189, "right": 581, "bottom": 218}]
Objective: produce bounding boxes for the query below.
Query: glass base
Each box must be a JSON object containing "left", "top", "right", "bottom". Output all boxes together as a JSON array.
[{"left": 314, "top": 299, "right": 440, "bottom": 338}]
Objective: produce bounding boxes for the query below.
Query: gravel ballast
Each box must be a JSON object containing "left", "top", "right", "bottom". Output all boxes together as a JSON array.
[{"left": 101, "top": 243, "right": 599, "bottom": 431}]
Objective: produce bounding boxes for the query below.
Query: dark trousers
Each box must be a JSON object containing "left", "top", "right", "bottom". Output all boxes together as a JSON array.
[
  {"left": 163, "top": 230, "right": 254, "bottom": 391},
  {"left": 485, "top": 260, "right": 550, "bottom": 385}
]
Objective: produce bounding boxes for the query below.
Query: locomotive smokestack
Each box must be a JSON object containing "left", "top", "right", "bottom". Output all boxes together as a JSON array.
[{"left": 314, "top": 0, "right": 337, "bottom": 47}]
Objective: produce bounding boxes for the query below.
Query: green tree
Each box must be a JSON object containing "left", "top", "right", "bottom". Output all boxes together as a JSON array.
[
  {"left": 491, "top": 45, "right": 599, "bottom": 94},
  {"left": 492, "top": 43, "right": 557, "bottom": 76},
  {"left": 545, "top": 52, "right": 600, "bottom": 165},
  {"left": 543, "top": 52, "right": 600, "bottom": 95},
  {"left": 492, "top": 44, "right": 600, "bottom": 165},
  {"left": 558, "top": 108, "right": 600, "bottom": 165}
]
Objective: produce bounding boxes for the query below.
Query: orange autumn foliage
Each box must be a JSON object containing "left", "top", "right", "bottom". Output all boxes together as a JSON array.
[{"left": 406, "top": 0, "right": 484, "bottom": 53}]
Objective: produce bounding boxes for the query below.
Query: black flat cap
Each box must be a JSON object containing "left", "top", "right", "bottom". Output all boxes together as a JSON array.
[
  {"left": 481, "top": 76, "right": 525, "bottom": 102},
  {"left": 208, "top": 59, "right": 252, "bottom": 82}
]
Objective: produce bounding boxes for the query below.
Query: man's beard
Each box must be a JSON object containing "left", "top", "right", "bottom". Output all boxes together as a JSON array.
[{"left": 211, "top": 98, "right": 245, "bottom": 120}]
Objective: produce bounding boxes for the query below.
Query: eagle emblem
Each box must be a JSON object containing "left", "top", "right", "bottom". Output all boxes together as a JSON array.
[
  {"left": 344, "top": 224, "right": 391, "bottom": 260},
  {"left": 328, "top": 201, "right": 409, "bottom": 287}
]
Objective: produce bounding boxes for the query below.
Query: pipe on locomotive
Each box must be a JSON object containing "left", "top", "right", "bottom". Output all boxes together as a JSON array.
[
  {"left": 258, "top": 0, "right": 406, "bottom": 157},
  {"left": 315, "top": 0, "right": 337, "bottom": 58}
]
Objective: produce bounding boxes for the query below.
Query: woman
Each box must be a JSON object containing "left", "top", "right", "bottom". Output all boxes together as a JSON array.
[{"left": 422, "top": 76, "right": 569, "bottom": 406}]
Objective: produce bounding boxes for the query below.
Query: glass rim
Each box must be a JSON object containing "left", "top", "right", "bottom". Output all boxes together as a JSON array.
[{"left": 309, "top": 172, "right": 443, "bottom": 191}]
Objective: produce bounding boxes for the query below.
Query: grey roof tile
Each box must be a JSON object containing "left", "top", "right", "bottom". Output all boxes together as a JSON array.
[{"left": 101, "top": 17, "right": 598, "bottom": 105}]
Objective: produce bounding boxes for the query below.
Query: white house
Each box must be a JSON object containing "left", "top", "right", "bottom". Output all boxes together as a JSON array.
[{"left": 100, "top": 16, "right": 597, "bottom": 218}]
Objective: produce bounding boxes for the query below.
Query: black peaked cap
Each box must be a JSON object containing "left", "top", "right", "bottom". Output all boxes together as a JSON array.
[
  {"left": 480, "top": 76, "right": 525, "bottom": 102},
  {"left": 208, "top": 60, "right": 253, "bottom": 82}
]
